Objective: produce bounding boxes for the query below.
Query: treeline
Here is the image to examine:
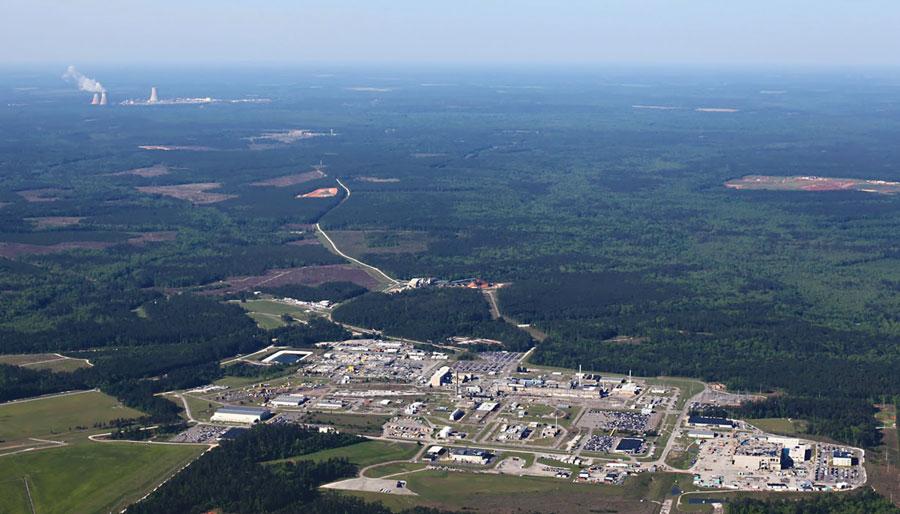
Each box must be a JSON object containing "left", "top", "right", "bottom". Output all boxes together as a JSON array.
[
  {"left": 726, "top": 489, "right": 899, "bottom": 514},
  {"left": 0, "top": 364, "right": 89, "bottom": 403},
  {"left": 128, "top": 425, "right": 452, "bottom": 514},
  {"left": 333, "top": 288, "right": 533, "bottom": 351},
  {"left": 729, "top": 397, "right": 882, "bottom": 448}
]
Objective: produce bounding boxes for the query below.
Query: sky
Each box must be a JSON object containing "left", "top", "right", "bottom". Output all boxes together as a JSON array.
[{"left": 3, "top": 0, "right": 900, "bottom": 67}]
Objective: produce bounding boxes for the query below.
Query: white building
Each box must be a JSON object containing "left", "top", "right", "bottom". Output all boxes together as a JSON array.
[
  {"left": 430, "top": 366, "right": 452, "bottom": 387},
  {"left": 211, "top": 406, "right": 271, "bottom": 424},
  {"left": 270, "top": 394, "right": 307, "bottom": 407},
  {"left": 448, "top": 448, "right": 491, "bottom": 465}
]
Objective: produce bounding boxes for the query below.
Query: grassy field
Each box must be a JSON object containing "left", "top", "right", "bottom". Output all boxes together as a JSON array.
[
  {"left": 0, "top": 441, "right": 204, "bottom": 514},
  {"left": 301, "top": 412, "right": 393, "bottom": 436},
  {"left": 665, "top": 436, "right": 699, "bottom": 470},
  {"left": 749, "top": 418, "right": 809, "bottom": 436},
  {"left": 0, "top": 391, "right": 144, "bottom": 441},
  {"left": 25, "top": 358, "right": 91, "bottom": 373},
  {"left": 341, "top": 470, "right": 690, "bottom": 513},
  {"left": 271, "top": 440, "right": 418, "bottom": 468},
  {"left": 178, "top": 394, "right": 222, "bottom": 422},
  {"left": 229, "top": 299, "right": 311, "bottom": 329},
  {"left": 365, "top": 461, "right": 427, "bottom": 478}
]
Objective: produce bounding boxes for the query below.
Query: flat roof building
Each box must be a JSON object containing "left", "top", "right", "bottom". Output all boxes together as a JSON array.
[
  {"left": 614, "top": 437, "right": 644, "bottom": 454},
  {"left": 687, "top": 415, "right": 735, "bottom": 429},
  {"left": 430, "top": 366, "right": 452, "bottom": 388},
  {"left": 211, "top": 405, "right": 271, "bottom": 424},
  {"left": 270, "top": 394, "right": 307, "bottom": 407},
  {"left": 832, "top": 450, "right": 854, "bottom": 467},
  {"left": 448, "top": 447, "right": 492, "bottom": 465}
]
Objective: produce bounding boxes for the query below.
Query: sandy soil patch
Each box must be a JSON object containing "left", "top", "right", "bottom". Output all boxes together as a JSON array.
[
  {"left": 136, "top": 183, "right": 236, "bottom": 204},
  {"left": 26, "top": 217, "right": 83, "bottom": 229},
  {"left": 17, "top": 188, "right": 67, "bottom": 203},
  {"left": 0, "top": 241, "right": 113, "bottom": 258},
  {"left": 248, "top": 129, "right": 326, "bottom": 145},
  {"left": 198, "top": 265, "right": 380, "bottom": 295},
  {"left": 632, "top": 105, "right": 679, "bottom": 110},
  {"left": 299, "top": 187, "right": 338, "bottom": 198},
  {"left": 355, "top": 176, "right": 400, "bottom": 183},
  {"left": 110, "top": 164, "right": 170, "bottom": 177},
  {"left": 138, "top": 145, "right": 215, "bottom": 151},
  {"left": 251, "top": 169, "right": 325, "bottom": 187}
]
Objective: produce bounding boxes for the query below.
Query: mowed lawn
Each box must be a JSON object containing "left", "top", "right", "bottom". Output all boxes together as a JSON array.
[
  {"left": 230, "top": 299, "right": 310, "bottom": 329},
  {"left": 0, "top": 391, "right": 144, "bottom": 441},
  {"left": 270, "top": 440, "right": 418, "bottom": 467},
  {"left": 0, "top": 442, "right": 204, "bottom": 514}
]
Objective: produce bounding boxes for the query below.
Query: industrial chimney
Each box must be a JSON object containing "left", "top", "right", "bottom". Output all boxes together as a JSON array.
[
  {"left": 99, "top": 91, "right": 108, "bottom": 105},
  {"left": 91, "top": 93, "right": 101, "bottom": 105},
  {"left": 149, "top": 86, "right": 159, "bottom": 103}
]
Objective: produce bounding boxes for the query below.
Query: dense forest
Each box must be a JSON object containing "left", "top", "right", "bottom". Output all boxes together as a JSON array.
[
  {"left": 726, "top": 489, "right": 900, "bottom": 514},
  {"left": 332, "top": 288, "right": 533, "bottom": 351},
  {"left": 129, "top": 424, "right": 451, "bottom": 514}
]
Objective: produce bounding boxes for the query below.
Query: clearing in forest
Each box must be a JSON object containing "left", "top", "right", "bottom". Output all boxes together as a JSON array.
[
  {"left": 725, "top": 175, "right": 900, "bottom": 194},
  {"left": 110, "top": 164, "right": 171, "bottom": 177},
  {"left": 136, "top": 183, "right": 236, "bottom": 204},
  {"left": 251, "top": 169, "right": 325, "bottom": 187},
  {"left": 299, "top": 187, "right": 338, "bottom": 198}
]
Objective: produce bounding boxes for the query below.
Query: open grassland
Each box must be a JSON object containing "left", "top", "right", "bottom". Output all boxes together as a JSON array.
[
  {"left": 270, "top": 440, "right": 418, "bottom": 468},
  {"left": 0, "top": 391, "right": 144, "bottom": 441},
  {"left": 0, "top": 442, "right": 204, "bottom": 514},
  {"left": 340, "top": 470, "right": 690, "bottom": 513},
  {"left": 25, "top": 358, "right": 91, "bottom": 373},
  {"left": 749, "top": 418, "right": 809, "bottom": 436},
  {"left": 302, "top": 413, "right": 393, "bottom": 436},
  {"left": 229, "top": 298, "right": 311, "bottom": 329},
  {"left": 364, "top": 461, "right": 427, "bottom": 478}
]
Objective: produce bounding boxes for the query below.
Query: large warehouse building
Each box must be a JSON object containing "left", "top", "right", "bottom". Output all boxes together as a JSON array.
[{"left": 211, "top": 405, "right": 271, "bottom": 424}]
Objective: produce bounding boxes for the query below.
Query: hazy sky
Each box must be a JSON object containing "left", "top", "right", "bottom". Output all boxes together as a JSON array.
[{"left": 4, "top": 0, "right": 899, "bottom": 67}]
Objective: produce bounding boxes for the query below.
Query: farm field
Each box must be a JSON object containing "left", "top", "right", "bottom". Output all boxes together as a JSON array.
[
  {"left": 748, "top": 418, "right": 809, "bottom": 437},
  {"left": 0, "top": 441, "right": 204, "bottom": 514},
  {"left": 0, "top": 391, "right": 144, "bottom": 442}
]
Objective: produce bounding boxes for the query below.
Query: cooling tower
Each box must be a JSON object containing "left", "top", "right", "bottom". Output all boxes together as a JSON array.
[
  {"left": 91, "top": 93, "right": 101, "bottom": 105},
  {"left": 149, "top": 86, "right": 159, "bottom": 103},
  {"left": 99, "top": 91, "right": 108, "bottom": 105}
]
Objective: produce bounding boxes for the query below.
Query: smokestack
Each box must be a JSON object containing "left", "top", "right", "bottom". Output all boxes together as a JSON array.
[
  {"left": 149, "top": 87, "right": 159, "bottom": 103},
  {"left": 91, "top": 93, "right": 101, "bottom": 105},
  {"left": 99, "top": 91, "right": 108, "bottom": 106}
]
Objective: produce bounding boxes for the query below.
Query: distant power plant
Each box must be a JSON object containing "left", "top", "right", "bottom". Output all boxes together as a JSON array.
[
  {"left": 91, "top": 93, "right": 100, "bottom": 105},
  {"left": 99, "top": 91, "right": 108, "bottom": 105},
  {"left": 149, "top": 87, "right": 159, "bottom": 103}
]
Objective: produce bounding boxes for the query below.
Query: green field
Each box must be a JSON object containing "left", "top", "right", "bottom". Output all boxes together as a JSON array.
[
  {"left": 24, "top": 358, "right": 91, "bottom": 373},
  {"left": 230, "top": 299, "right": 311, "bottom": 329},
  {"left": 342, "top": 470, "right": 691, "bottom": 513},
  {"left": 749, "top": 418, "right": 809, "bottom": 436},
  {"left": 364, "top": 461, "right": 427, "bottom": 478},
  {"left": 271, "top": 440, "right": 418, "bottom": 468},
  {"left": 301, "top": 412, "right": 392, "bottom": 436},
  {"left": 0, "top": 442, "right": 204, "bottom": 514},
  {"left": 0, "top": 391, "right": 144, "bottom": 441}
]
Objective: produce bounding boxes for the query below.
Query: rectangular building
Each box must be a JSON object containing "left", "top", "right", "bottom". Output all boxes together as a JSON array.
[
  {"left": 211, "top": 405, "right": 271, "bottom": 424},
  {"left": 448, "top": 448, "right": 492, "bottom": 465},
  {"left": 270, "top": 394, "right": 307, "bottom": 407},
  {"left": 687, "top": 415, "right": 735, "bottom": 429},
  {"left": 430, "top": 366, "right": 452, "bottom": 387}
]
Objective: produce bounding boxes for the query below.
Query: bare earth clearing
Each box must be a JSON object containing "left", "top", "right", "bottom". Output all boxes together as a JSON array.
[
  {"left": 251, "top": 169, "right": 325, "bottom": 187},
  {"left": 136, "top": 183, "right": 237, "bottom": 204},
  {"left": 300, "top": 187, "right": 338, "bottom": 198},
  {"left": 0, "top": 241, "right": 114, "bottom": 258},
  {"left": 16, "top": 188, "right": 68, "bottom": 203},
  {"left": 197, "top": 265, "right": 381, "bottom": 295},
  {"left": 110, "top": 164, "right": 171, "bottom": 177},
  {"left": 127, "top": 231, "right": 177, "bottom": 245},
  {"left": 354, "top": 176, "right": 401, "bottom": 183},
  {"left": 26, "top": 217, "right": 83, "bottom": 229},
  {"left": 726, "top": 175, "right": 900, "bottom": 194}
]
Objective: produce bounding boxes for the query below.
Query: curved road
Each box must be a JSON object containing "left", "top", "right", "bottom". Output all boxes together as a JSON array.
[{"left": 316, "top": 178, "right": 400, "bottom": 287}]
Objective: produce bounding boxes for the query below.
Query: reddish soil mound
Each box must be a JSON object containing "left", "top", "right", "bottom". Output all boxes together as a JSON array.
[
  {"left": 252, "top": 169, "right": 325, "bottom": 187},
  {"left": 198, "top": 265, "right": 380, "bottom": 295},
  {"left": 299, "top": 187, "right": 338, "bottom": 198}
]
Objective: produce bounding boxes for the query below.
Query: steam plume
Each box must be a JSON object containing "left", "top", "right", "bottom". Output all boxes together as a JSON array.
[{"left": 62, "top": 65, "right": 105, "bottom": 93}]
